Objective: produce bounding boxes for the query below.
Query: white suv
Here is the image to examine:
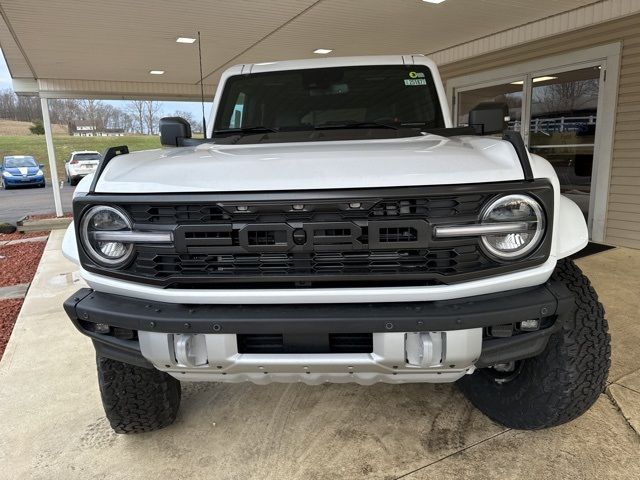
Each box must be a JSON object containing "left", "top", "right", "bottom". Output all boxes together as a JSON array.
[
  {"left": 62, "top": 55, "right": 610, "bottom": 434},
  {"left": 64, "top": 150, "right": 102, "bottom": 186}
]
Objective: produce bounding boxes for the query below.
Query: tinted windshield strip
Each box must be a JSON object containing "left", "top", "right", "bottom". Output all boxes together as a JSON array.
[{"left": 214, "top": 65, "right": 444, "bottom": 143}]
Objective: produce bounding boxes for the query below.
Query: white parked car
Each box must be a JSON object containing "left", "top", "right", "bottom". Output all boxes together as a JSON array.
[
  {"left": 62, "top": 55, "right": 609, "bottom": 434},
  {"left": 64, "top": 150, "right": 102, "bottom": 186}
]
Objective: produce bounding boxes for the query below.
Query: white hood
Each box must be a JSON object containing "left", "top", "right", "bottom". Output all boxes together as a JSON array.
[{"left": 94, "top": 134, "right": 525, "bottom": 194}]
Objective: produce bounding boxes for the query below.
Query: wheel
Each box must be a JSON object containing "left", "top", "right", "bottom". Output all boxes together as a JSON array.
[
  {"left": 39, "top": 182, "right": 45, "bottom": 188},
  {"left": 96, "top": 356, "right": 181, "bottom": 434},
  {"left": 2, "top": 179, "right": 11, "bottom": 190},
  {"left": 70, "top": 176, "right": 79, "bottom": 186},
  {"left": 457, "top": 259, "right": 610, "bottom": 430}
]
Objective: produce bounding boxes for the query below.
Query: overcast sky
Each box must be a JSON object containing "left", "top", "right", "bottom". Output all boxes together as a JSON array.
[{"left": 0, "top": 48, "right": 211, "bottom": 121}]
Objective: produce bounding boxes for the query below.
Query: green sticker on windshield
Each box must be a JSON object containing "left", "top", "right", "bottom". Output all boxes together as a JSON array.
[{"left": 404, "top": 78, "right": 427, "bottom": 86}]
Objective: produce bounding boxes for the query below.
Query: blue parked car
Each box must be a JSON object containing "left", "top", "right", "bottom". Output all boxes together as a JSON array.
[{"left": 1, "top": 155, "right": 46, "bottom": 189}]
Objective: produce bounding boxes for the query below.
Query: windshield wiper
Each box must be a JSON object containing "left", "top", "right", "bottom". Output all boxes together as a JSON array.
[
  {"left": 214, "top": 126, "right": 279, "bottom": 135},
  {"left": 314, "top": 121, "right": 399, "bottom": 131}
]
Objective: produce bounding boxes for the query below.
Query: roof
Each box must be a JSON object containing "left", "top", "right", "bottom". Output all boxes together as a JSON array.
[{"left": 0, "top": 0, "right": 624, "bottom": 100}]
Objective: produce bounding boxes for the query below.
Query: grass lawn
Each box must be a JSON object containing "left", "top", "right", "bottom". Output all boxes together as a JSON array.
[{"left": 0, "top": 135, "right": 160, "bottom": 182}]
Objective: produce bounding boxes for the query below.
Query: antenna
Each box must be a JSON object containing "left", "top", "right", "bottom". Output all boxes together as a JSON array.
[{"left": 197, "top": 31, "right": 207, "bottom": 139}]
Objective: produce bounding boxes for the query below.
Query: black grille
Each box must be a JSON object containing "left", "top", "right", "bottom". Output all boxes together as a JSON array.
[
  {"left": 237, "top": 333, "right": 373, "bottom": 353},
  {"left": 75, "top": 182, "right": 554, "bottom": 287},
  {"left": 133, "top": 246, "right": 487, "bottom": 280},
  {"left": 124, "top": 193, "right": 488, "bottom": 224}
]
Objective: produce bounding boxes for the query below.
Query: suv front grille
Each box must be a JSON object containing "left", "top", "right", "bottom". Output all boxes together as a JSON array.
[{"left": 75, "top": 182, "right": 554, "bottom": 287}]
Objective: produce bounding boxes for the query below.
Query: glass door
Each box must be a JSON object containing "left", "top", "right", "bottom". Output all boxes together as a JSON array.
[
  {"left": 457, "top": 80, "right": 524, "bottom": 135},
  {"left": 528, "top": 67, "right": 601, "bottom": 221}
]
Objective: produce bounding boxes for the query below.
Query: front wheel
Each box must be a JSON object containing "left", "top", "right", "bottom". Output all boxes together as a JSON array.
[
  {"left": 457, "top": 259, "right": 610, "bottom": 430},
  {"left": 96, "top": 356, "right": 181, "bottom": 434}
]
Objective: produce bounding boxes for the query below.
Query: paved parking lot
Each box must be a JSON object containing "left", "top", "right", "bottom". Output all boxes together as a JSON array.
[
  {"left": 0, "top": 231, "right": 638, "bottom": 479},
  {"left": 0, "top": 184, "right": 74, "bottom": 224}
]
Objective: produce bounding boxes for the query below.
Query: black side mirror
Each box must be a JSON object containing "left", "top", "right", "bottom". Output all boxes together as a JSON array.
[
  {"left": 160, "top": 117, "right": 192, "bottom": 147},
  {"left": 468, "top": 102, "right": 509, "bottom": 135},
  {"left": 39, "top": 164, "right": 45, "bottom": 169}
]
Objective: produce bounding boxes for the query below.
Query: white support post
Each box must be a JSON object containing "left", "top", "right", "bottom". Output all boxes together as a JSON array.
[{"left": 40, "top": 97, "right": 63, "bottom": 217}]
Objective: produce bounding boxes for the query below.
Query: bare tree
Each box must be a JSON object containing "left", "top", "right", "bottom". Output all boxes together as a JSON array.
[
  {"left": 126, "top": 100, "right": 146, "bottom": 134},
  {"left": 172, "top": 109, "right": 202, "bottom": 132},
  {"left": 80, "top": 99, "right": 103, "bottom": 128},
  {"left": 144, "top": 100, "right": 162, "bottom": 135}
]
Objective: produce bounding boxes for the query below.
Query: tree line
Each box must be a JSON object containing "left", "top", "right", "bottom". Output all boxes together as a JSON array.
[{"left": 0, "top": 89, "right": 202, "bottom": 134}]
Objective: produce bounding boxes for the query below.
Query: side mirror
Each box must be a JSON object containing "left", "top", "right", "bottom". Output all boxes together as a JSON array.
[
  {"left": 39, "top": 164, "right": 45, "bottom": 169},
  {"left": 160, "top": 117, "right": 192, "bottom": 147},
  {"left": 468, "top": 102, "right": 509, "bottom": 135}
]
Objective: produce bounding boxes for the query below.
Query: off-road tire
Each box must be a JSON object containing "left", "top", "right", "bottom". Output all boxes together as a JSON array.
[
  {"left": 96, "top": 356, "right": 181, "bottom": 434},
  {"left": 457, "top": 259, "right": 610, "bottom": 429}
]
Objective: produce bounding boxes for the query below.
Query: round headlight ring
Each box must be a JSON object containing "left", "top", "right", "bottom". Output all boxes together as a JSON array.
[
  {"left": 480, "top": 194, "right": 545, "bottom": 261},
  {"left": 80, "top": 205, "right": 134, "bottom": 268}
]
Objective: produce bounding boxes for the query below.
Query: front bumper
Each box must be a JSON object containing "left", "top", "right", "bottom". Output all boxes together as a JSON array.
[
  {"left": 64, "top": 279, "right": 573, "bottom": 384},
  {"left": 4, "top": 175, "right": 44, "bottom": 186}
]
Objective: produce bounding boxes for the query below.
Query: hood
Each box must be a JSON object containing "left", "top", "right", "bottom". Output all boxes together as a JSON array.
[
  {"left": 5, "top": 166, "right": 39, "bottom": 176},
  {"left": 95, "top": 134, "right": 525, "bottom": 194}
]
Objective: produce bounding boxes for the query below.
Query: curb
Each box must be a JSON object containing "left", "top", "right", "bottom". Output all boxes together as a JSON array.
[{"left": 17, "top": 217, "right": 72, "bottom": 232}]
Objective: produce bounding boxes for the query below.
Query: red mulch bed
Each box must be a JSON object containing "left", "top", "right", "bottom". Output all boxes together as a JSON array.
[
  {"left": 0, "top": 241, "right": 46, "bottom": 287},
  {"left": 0, "top": 299, "right": 24, "bottom": 360},
  {"left": 0, "top": 231, "right": 49, "bottom": 241}
]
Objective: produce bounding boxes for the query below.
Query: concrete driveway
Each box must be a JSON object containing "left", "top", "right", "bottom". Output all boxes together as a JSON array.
[
  {"left": 0, "top": 230, "right": 638, "bottom": 479},
  {"left": 0, "top": 183, "right": 74, "bottom": 224}
]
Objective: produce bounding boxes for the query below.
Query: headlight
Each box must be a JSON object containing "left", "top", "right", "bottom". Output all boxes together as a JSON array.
[
  {"left": 36, "top": 169, "right": 44, "bottom": 176},
  {"left": 2, "top": 171, "right": 12, "bottom": 177},
  {"left": 80, "top": 205, "right": 134, "bottom": 267},
  {"left": 480, "top": 194, "right": 545, "bottom": 260}
]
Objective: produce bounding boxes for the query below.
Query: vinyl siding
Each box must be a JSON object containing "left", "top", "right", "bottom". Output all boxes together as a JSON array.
[{"left": 439, "top": 14, "right": 640, "bottom": 249}]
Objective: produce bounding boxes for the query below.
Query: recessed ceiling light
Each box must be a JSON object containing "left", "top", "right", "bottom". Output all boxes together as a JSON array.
[
  {"left": 313, "top": 48, "right": 333, "bottom": 55},
  {"left": 176, "top": 37, "right": 196, "bottom": 44},
  {"left": 149, "top": 70, "right": 165, "bottom": 75},
  {"left": 423, "top": 0, "right": 446, "bottom": 3}
]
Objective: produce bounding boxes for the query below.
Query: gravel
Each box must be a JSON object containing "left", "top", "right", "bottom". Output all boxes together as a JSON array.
[
  {"left": 0, "top": 299, "right": 24, "bottom": 360},
  {"left": 0, "top": 242, "right": 46, "bottom": 287}
]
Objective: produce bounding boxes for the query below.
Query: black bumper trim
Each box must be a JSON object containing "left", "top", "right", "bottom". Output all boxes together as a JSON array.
[
  {"left": 64, "top": 282, "right": 572, "bottom": 336},
  {"left": 476, "top": 323, "right": 560, "bottom": 368}
]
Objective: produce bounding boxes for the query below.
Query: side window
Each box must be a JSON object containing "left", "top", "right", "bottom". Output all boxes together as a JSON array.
[{"left": 229, "top": 92, "right": 246, "bottom": 128}]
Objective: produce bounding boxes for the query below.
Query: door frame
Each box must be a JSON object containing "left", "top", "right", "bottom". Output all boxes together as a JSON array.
[{"left": 445, "top": 43, "right": 621, "bottom": 242}]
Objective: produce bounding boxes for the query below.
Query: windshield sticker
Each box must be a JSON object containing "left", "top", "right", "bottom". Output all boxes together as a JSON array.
[
  {"left": 404, "top": 78, "right": 427, "bottom": 86},
  {"left": 408, "top": 71, "right": 425, "bottom": 79}
]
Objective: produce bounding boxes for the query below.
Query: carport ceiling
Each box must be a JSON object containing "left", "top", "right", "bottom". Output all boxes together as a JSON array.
[{"left": 1, "top": 0, "right": 598, "bottom": 97}]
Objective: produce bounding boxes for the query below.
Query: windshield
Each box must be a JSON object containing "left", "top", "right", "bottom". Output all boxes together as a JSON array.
[
  {"left": 73, "top": 153, "right": 101, "bottom": 161},
  {"left": 4, "top": 156, "right": 37, "bottom": 168},
  {"left": 214, "top": 65, "right": 444, "bottom": 143}
]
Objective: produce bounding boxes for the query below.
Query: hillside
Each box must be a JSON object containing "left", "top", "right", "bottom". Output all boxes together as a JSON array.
[{"left": 0, "top": 119, "right": 67, "bottom": 136}]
